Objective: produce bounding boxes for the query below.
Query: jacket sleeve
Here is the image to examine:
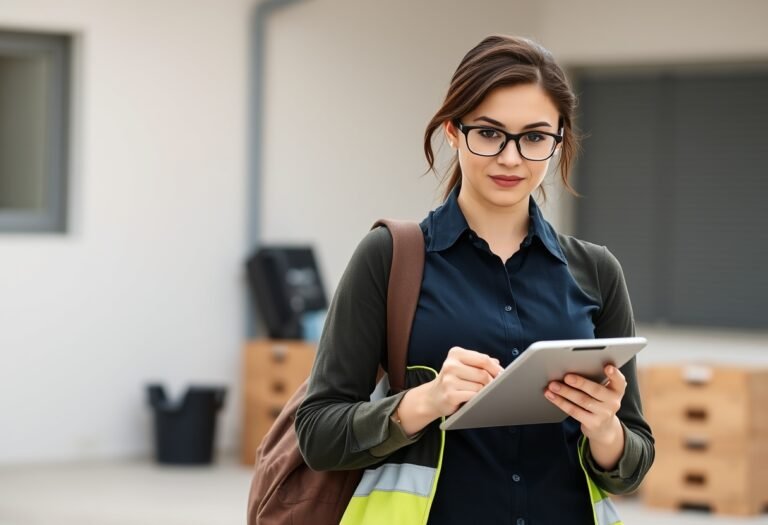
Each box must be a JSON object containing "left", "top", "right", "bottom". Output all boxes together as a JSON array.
[
  {"left": 582, "top": 246, "right": 656, "bottom": 494},
  {"left": 295, "top": 226, "right": 423, "bottom": 471}
]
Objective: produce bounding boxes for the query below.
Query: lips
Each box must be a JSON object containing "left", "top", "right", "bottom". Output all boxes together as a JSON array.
[
  {"left": 489, "top": 175, "right": 525, "bottom": 188},
  {"left": 490, "top": 175, "right": 524, "bottom": 181}
]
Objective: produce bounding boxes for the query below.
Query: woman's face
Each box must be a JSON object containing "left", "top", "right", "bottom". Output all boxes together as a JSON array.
[{"left": 444, "top": 83, "right": 561, "bottom": 211}]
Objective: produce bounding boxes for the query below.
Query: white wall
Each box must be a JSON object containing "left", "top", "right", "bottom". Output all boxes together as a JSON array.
[
  {"left": 0, "top": 0, "right": 253, "bottom": 463},
  {"left": 539, "top": 0, "right": 768, "bottom": 65}
]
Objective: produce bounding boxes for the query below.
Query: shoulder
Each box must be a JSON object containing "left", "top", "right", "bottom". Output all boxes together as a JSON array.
[
  {"left": 556, "top": 233, "right": 624, "bottom": 275},
  {"left": 355, "top": 225, "right": 393, "bottom": 265},
  {"left": 555, "top": 233, "right": 628, "bottom": 304},
  {"left": 339, "top": 226, "right": 393, "bottom": 294}
]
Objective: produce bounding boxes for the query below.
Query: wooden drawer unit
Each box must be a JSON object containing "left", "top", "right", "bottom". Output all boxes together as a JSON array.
[
  {"left": 640, "top": 365, "right": 768, "bottom": 516},
  {"left": 641, "top": 366, "right": 768, "bottom": 438},
  {"left": 644, "top": 436, "right": 768, "bottom": 515},
  {"left": 241, "top": 339, "right": 316, "bottom": 465}
]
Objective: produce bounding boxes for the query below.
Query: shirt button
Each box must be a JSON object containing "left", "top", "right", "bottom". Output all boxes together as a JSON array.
[
  {"left": 511, "top": 348, "right": 520, "bottom": 357},
  {"left": 504, "top": 305, "right": 512, "bottom": 312},
  {"left": 512, "top": 474, "right": 521, "bottom": 482},
  {"left": 516, "top": 519, "right": 525, "bottom": 525}
]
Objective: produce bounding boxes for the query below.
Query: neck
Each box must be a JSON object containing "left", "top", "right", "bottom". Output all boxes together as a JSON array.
[{"left": 456, "top": 185, "right": 531, "bottom": 244}]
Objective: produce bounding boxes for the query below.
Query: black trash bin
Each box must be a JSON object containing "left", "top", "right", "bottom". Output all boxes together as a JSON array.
[{"left": 147, "top": 384, "right": 226, "bottom": 465}]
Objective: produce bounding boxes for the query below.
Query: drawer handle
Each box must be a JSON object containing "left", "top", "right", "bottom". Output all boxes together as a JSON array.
[
  {"left": 272, "top": 381, "right": 286, "bottom": 394},
  {"left": 684, "top": 472, "right": 707, "bottom": 486},
  {"left": 683, "top": 436, "right": 709, "bottom": 451},
  {"left": 683, "top": 365, "right": 713, "bottom": 385},
  {"left": 271, "top": 345, "right": 288, "bottom": 362},
  {"left": 685, "top": 408, "right": 708, "bottom": 421},
  {"left": 269, "top": 406, "right": 284, "bottom": 419}
]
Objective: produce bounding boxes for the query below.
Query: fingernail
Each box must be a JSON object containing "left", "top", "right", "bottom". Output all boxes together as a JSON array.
[
  {"left": 607, "top": 366, "right": 615, "bottom": 374},
  {"left": 550, "top": 382, "right": 560, "bottom": 392},
  {"left": 545, "top": 391, "right": 555, "bottom": 400}
]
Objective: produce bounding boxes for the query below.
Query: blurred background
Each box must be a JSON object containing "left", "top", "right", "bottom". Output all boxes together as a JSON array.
[{"left": 1, "top": 0, "right": 767, "bottom": 523}]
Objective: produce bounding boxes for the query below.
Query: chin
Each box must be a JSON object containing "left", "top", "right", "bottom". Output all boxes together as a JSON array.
[{"left": 485, "top": 191, "right": 529, "bottom": 209}]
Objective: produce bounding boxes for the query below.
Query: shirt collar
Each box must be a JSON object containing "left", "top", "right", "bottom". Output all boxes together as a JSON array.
[
  {"left": 527, "top": 194, "right": 568, "bottom": 264},
  {"left": 426, "top": 184, "right": 567, "bottom": 264}
]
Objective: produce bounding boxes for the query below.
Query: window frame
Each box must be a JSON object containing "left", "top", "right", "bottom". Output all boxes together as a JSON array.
[{"left": 0, "top": 29, "right": 71, "bottom": 234}]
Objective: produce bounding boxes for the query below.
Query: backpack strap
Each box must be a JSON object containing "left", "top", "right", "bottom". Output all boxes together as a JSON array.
[{"left": 371, "top": 219, "right": 425, "bottom": 394}]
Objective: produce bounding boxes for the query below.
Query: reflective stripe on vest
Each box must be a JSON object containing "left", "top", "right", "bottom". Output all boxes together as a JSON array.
[
  {"left": 578, "top": 436, "right": 624, "bottom": 525},
  {"left": 353, "top": 463, "right": 435, "bottom": 498},
  {"left": 342, "top": 464, "right": 439, "bottom": 525}
]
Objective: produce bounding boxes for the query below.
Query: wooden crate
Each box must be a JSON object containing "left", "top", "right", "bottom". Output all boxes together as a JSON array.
[
  {"left": 643, "top": 436, "right": 768, "bottom": 515},
  {"left": 640, "top": 365, "right": 768, "bottom": 516},
  {"left": 241, "top": 339, "right": 316, "bottom": 465},
  {"left": 641, "top": 366, "right": 768, "bottom": 438}
]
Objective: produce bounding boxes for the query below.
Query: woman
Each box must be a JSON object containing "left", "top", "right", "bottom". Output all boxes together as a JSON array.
[{"left": 296, "top": 35, "right": 654, "bottom": 525}]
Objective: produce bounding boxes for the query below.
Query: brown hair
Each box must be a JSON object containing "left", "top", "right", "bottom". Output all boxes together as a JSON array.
[{"left": 423, "top": 35, "right": 581, "bottom": 201}]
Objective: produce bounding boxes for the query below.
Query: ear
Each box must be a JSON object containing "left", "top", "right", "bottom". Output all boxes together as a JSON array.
[{"left": 443, "top": 120, "right": 459, "bottom": 149}]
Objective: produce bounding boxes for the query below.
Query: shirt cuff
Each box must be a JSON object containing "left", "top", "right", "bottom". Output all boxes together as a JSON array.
[
  {"left": 351, "top": 390, "right": 425, "bottom": 457},
  {"left": 583, "top": 421, "right": 643, "bottom": 493}
]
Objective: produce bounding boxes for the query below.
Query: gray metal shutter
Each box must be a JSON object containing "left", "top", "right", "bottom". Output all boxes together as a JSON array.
[{"left": 574, "top": 70, "right": 768, "bottom": 329}]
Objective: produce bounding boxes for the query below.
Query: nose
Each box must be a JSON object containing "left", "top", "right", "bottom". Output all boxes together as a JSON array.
[{"left": 497, "top": 139, "right": 523, "bottom": 165}]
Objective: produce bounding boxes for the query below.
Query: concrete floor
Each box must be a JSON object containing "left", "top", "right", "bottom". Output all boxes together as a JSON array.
[{"left": 0, "top": 457, "right": 766, "bottom": 525}]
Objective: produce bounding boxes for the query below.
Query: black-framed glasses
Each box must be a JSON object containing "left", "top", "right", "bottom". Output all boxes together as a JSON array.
[{"left": 454, "top": 120, "right": 563, "bottom": 161}]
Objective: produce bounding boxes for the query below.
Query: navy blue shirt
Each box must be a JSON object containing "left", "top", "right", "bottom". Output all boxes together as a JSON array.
[{"left": 410, "top": 185, "right": 598, "bottom": 525}]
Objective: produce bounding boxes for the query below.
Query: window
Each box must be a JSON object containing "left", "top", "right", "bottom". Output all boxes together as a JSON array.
[
  {"left": 0, "top": 30, "right": 71, "bottom": 233},
  {"left": 573, "top": 68, "right": 768, "bottom": 330}
]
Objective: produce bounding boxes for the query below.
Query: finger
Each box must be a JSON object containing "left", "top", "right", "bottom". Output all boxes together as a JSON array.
[
  {"left": 453, "top": 348, "right": 504, "bottom": 377},
  {"left": 548, "top": 381, "right": 606, "bottom": 415},
  {"left": 442, "top": 357, "right": 492, "bottom": 384},
  {"left": 603, "top": 365, "right": 627, "bottom": 394},
  {"left": 544, "top": 389, "right": 596, "bottom": 424},
  {"left": 453, "top": 364, "right": 495, "bottom": 386},
  {"left": 562, "top": 373, "right": 614, "bottom": 403}
]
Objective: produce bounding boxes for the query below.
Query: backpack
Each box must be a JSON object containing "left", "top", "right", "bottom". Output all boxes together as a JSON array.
[{"left": 247, "top": 219, "right": 426, "bottom": 525}]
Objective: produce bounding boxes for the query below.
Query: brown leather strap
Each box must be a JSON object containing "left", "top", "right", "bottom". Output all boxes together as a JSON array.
[{"left": 371, "top": 219, "right": 425, "bottom": 393}]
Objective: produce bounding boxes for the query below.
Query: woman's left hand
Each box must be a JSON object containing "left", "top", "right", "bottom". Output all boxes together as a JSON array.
[{"left": 544, "top": 365, "right": 626, "bottom": 468}]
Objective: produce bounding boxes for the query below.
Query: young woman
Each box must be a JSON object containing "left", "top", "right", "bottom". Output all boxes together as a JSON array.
[{"left": 296, "top": 35, "right": 654, "bottom": 525}]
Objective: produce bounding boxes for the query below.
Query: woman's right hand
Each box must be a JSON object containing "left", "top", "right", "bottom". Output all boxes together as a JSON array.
[
  {"left": 395, "top": 347, "right": 503, "bottom": 436},
  {"left": 424, "top": 346, "right": 504, "bottom": 417}
]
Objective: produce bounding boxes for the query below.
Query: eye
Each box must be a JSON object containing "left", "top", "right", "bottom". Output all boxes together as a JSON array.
[
  {"left": 478, "top": 128, "right": 501, "bottom": 140},
  {"left": 523, "top": 132, "right": 546, "bottom": 143}
]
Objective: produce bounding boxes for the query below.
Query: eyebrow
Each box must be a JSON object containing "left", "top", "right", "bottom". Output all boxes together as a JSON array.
[{"left": 473, "top": 116, "right": 552, "bottom": 130}]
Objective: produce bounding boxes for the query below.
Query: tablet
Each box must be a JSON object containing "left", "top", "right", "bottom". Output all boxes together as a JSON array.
[{"left": 439, "top": 337, "right": 647, "bottom": 431}]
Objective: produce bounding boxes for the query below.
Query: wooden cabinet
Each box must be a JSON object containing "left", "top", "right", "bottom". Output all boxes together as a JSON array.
[
  {"left": 241, "top": 339, "right": 316, "bottom": 465},
  {"left": 641, "top": 365, "right": 768, "bottom": 515}
]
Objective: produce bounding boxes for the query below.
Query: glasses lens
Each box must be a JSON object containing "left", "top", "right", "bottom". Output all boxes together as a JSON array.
[
  {"left": 467, "top": 128, "right": 506, "bottom": 156},
  {"left": 519, "top": 132, "right": 556, "bottom": 161}
]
